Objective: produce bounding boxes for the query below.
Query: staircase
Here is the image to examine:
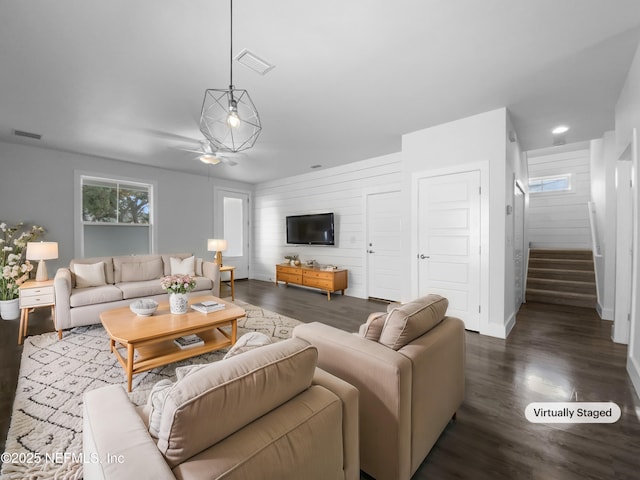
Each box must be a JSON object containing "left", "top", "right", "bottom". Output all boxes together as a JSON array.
[{"left": 526, "top": 249, "right": 596, "bottom": 308}]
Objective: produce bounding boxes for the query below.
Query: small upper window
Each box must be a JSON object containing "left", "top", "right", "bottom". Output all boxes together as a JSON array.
[{"left": 528, "top": 174, "right": 571, "bottom": 194}]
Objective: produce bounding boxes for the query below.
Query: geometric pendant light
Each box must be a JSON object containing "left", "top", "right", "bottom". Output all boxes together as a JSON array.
[{"left": 199, "top": 0, "right": 262, "bottom": 153}]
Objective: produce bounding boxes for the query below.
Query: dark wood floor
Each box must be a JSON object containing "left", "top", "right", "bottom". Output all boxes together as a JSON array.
[{"left": 2, "top": 280, "right": 640, "bottom": 479}]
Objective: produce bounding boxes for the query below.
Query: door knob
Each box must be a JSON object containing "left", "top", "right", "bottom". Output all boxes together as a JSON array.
[
  {"left": 420, "top": 254, "right": 430, "bottom": 259},
  {"left": 367, "top": 250, "right": 375, "bottom": 254}
]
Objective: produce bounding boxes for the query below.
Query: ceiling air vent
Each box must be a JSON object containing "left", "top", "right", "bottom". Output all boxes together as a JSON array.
[
  {"left": 235, "top": 49, "right": 275, "bottom": 75},
  {"left": 14, "top": 129, "right": 42, "bottom": 140}
]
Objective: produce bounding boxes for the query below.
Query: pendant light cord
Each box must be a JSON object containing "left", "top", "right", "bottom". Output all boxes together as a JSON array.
[{"left": 229, "top": 0, "right": 233, "bottom": 88}]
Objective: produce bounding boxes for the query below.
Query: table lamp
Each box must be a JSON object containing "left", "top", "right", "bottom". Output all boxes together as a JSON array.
[
  {"left": 26, "top": 241, "right": 59, "bottom": 282},
  {"left": 207, "top": 239, "right": 228, "bottom": 266}
]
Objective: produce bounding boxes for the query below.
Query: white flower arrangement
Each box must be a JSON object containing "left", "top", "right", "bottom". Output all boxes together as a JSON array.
[
  {"left": 0, "top": 222, "right": 45, "bottom": 300},
  {"left": 160, "top": 274, "right": 196, "bottom": 295}
]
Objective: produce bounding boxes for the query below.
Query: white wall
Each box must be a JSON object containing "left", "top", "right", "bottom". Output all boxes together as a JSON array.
[
  {"left": 0, "top": 140, "right": 252, "bottom": 272},
  {"left": 505, "top": 114, "right": 528, "bottom": 328},
  {"left": 402, "top": 108, "right": 511, "bottom": 338},
  {"left": 590, "top": 132, "right": 617, "bottom": 320},
  {"left": 615, "top": 41, "right": 640, "bottom": 399},
  {"left": 252, "top": 153, "right": 402, "bottom": 299},
  {"left": 527, "top": 148, "right": 592, "bottom": 249}
]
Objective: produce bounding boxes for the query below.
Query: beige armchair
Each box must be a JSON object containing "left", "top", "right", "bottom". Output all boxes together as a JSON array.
[
  {"left": 83, "top": 338, "right": 359, "bottom": 480},
  {"left": 294, "top": 295, "right": 465, "bottom": 480}
]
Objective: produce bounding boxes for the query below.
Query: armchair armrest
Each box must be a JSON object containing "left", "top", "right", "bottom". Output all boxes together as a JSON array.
[
  {"left": 202, "top": 261, "right": 221, "bottom": 297},
  {"left": 294, "top": 322, "right": 412, "bottom": 480},
  {"left": 83, "top": 385, "right": 175, "bottom": 480},
  {"left": 312, "top": 368, "right": 360, "bottom": 480},
  {"left": 53, "top": 268, "right": 72, "bottom": 332}
]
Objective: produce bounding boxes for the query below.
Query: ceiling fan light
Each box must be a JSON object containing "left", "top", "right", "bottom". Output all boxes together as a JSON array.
[{"left": 199, "top": 154, "right": 221, "bottom": 165}]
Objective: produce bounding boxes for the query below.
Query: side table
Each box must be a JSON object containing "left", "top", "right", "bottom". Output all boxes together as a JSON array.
[
  {"left": 18, "top": 279, "right": 59, "bottom": 345},
  {"left": 219, "top": 265, "right": 236, "bottom": 301}
]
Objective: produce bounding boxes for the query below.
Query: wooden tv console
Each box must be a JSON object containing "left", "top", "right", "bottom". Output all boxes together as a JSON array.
[{"left": 276, "top": 264, "right": 348, "bottom": 300}]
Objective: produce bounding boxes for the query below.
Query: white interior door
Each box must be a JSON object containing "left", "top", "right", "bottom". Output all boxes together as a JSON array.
[
  {"left": 614, "top": 161, "right": 633, "bottom": 344},
  {"left": 417, "top": 170, "right": 481, "bottom": 331},
  {"left": 366, "top": 190, "right": 402, "bottom": 301},
  {"left": 215, "top": 189, "right": 249, "bottom": 279}
]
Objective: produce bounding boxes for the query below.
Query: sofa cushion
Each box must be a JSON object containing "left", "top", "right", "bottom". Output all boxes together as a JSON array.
[
  {"left": 156, "top": 337, "right": 318, "bottom": 467},
  {"left": 358, "top": 312, "right": 387, "bottom": 341},
  {"left": 74, "top": 262, "right": 107, "bottom": 289},
  {"left": 170, "top": 256, "right": 195, "bottom": 276},
  {"left": 192, "top": 276, "right": 213, "bottom": 291},
  {"left": 70, "top": 285, "right": 123, "bottom": 307},
  {"left": 378, "top": 294, "right": 449, "bottom": 350},
  {"left": 113, "top": 255, "right": 163, "bottom": 283},
  {"left": 121, "top": 258, "right": 164, "bottom": 283},
  {"left": 70, "top": 256, "right": 114, "bottom": 285},
  {"left": 117, "top": 280, "right": 166, "bottom": 299}
]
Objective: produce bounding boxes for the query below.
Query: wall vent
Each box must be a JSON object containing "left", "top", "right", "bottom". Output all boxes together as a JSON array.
[
  {"left": 235, "top": 49, "right": 275, "bottom": 75},
  {"left": 14, "top": 129, "right": 42, "bottom": 140}
]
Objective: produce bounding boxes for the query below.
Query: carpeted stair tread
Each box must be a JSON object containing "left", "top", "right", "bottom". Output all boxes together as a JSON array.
[
  {"left": 527, "top": 267, "right": 595, "bottom": 281},
  {"left": 526, "top": 288, "right": 596, "bottom": 308},
  {"left": 529, "top": 248, "right": 593, "bottom": 260},
  {"left": 526, "top": 277, "right": 596, "bottom": 294},
  {"left": 528, "top": 258, "right": 594, "bottom": 271}
]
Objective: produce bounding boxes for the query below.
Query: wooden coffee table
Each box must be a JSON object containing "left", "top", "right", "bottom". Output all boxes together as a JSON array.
[{"left": 100, "top": 295, "right": 245, "bottom": 391}]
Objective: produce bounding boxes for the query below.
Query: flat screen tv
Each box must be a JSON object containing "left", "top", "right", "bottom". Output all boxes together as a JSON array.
[{"left": 286, "top": 213, "right": 335, "bottom": 245}]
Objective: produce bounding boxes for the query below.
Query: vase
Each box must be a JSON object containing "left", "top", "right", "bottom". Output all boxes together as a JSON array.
[
  {"left": 169, "top": 293, "right": 188, "bottom": 315},
  {"left": 0, "top": 299, "right": 20, "bottom": 320}
]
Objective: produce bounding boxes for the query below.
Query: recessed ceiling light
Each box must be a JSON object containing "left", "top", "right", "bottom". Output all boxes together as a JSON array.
[{"left": 552, "top": 125, "right": 569, "bottom": 135}]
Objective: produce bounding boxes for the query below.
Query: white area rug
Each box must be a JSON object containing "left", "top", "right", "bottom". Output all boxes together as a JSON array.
[{"left": 0, "top": 300, "right": 301, "bottom": 480}]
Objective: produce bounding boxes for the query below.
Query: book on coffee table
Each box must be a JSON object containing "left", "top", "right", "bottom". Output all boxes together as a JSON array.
[
  {"left": 174, "top": 334, "right": 205, "bottom": 349},
  {"left": 191, "top": 300, "right": 225, "bottom": 313}
]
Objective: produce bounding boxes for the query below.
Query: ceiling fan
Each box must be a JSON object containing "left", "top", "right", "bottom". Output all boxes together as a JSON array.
[{"left": 181, "top": 141, "right": 240, "bottom": 166}]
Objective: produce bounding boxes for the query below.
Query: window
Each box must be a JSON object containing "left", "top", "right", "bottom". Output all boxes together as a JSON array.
[
  {"left": 528, "top": 174, "right": 571, "bottom": 194},
  {"left": 79, "top": 175, "right": 154, "bottom": 257}
]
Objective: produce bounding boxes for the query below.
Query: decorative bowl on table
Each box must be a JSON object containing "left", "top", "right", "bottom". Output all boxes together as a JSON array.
[{"left": 129, "top": 299, "right": 159, "bottom": 317}]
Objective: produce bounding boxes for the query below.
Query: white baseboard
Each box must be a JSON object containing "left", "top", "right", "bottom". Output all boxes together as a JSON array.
[
  {"left": 627, "top": 356, "right": 640, "bottom": 401},
  {"left": 596, "top": 302, "right": 614, "bottom": 321}
]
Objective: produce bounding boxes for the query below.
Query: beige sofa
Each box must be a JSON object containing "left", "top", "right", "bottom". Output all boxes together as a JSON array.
[
  {"left": 54, "top": 253, "right": 221, "bottom": 334},
  {"left": 83, "top": 337, "right": 359, "bottom": 480},
  {"left": 294, "top": 294, "right": 465, "bottom": 480}
]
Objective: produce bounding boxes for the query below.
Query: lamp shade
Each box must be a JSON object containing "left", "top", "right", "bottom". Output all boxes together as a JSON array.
[
  {"left": 26, "top": 241, "right": 58, "bottom": 260},
  {"left": 207, "top": 239, "right": 228, "bottom": 252},
  {"left": 26, "top": 241, "right": 58, "bottom": 282}
]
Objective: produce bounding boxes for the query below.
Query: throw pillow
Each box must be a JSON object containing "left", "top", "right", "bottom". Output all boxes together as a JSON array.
[
  {"left": 73, "top": 262, "right": 106, "bottom": 289},
  {"left": 121, "top": 258, "right": 164, "bottom": 282},
  {"left": 223, "top": 332, "right": 272, "bottom": 359},
  {"left": 170, "top": 256, "right": 195, "bottom": 276},
  {"left": 147, "top": 379, "right": 174, "bottom": 439},
  {"left": 358, "top": 312, "right": 387, "bottom": 341},
  {"left": 378, "top": 294, "right": 449, "bottom": 350}
]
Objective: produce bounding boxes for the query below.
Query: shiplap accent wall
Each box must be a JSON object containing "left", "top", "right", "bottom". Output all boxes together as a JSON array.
[
  {"left": 527, "top": 148, "right": 592, "bottom": 249},
  {"left": 252, "top": 153, "right": 402, "bottom": 299}
]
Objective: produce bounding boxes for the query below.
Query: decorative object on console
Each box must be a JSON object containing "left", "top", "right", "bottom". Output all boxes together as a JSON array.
[
  {"left": 284, "top": 254, "right": 300, "bottom": 266},
  {"left": 199, "top": 0, "right": 262, "bottom": 153},
  {"left": 160, "top": 274, "right": 196, "bottom": 314},
  {"left": 26, "top": 241, "right": 58, "bottom": 282},
  {"left": 208, "top": 238, "right": 228, "bottom": 266},
  {"left": 0, "top": 222, "right": 44, "bottom": 319}
]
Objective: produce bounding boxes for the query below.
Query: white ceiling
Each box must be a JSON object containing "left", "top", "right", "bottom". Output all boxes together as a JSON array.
[{"left": 1, "top": 0, "right": 640, "bottom": 184}]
